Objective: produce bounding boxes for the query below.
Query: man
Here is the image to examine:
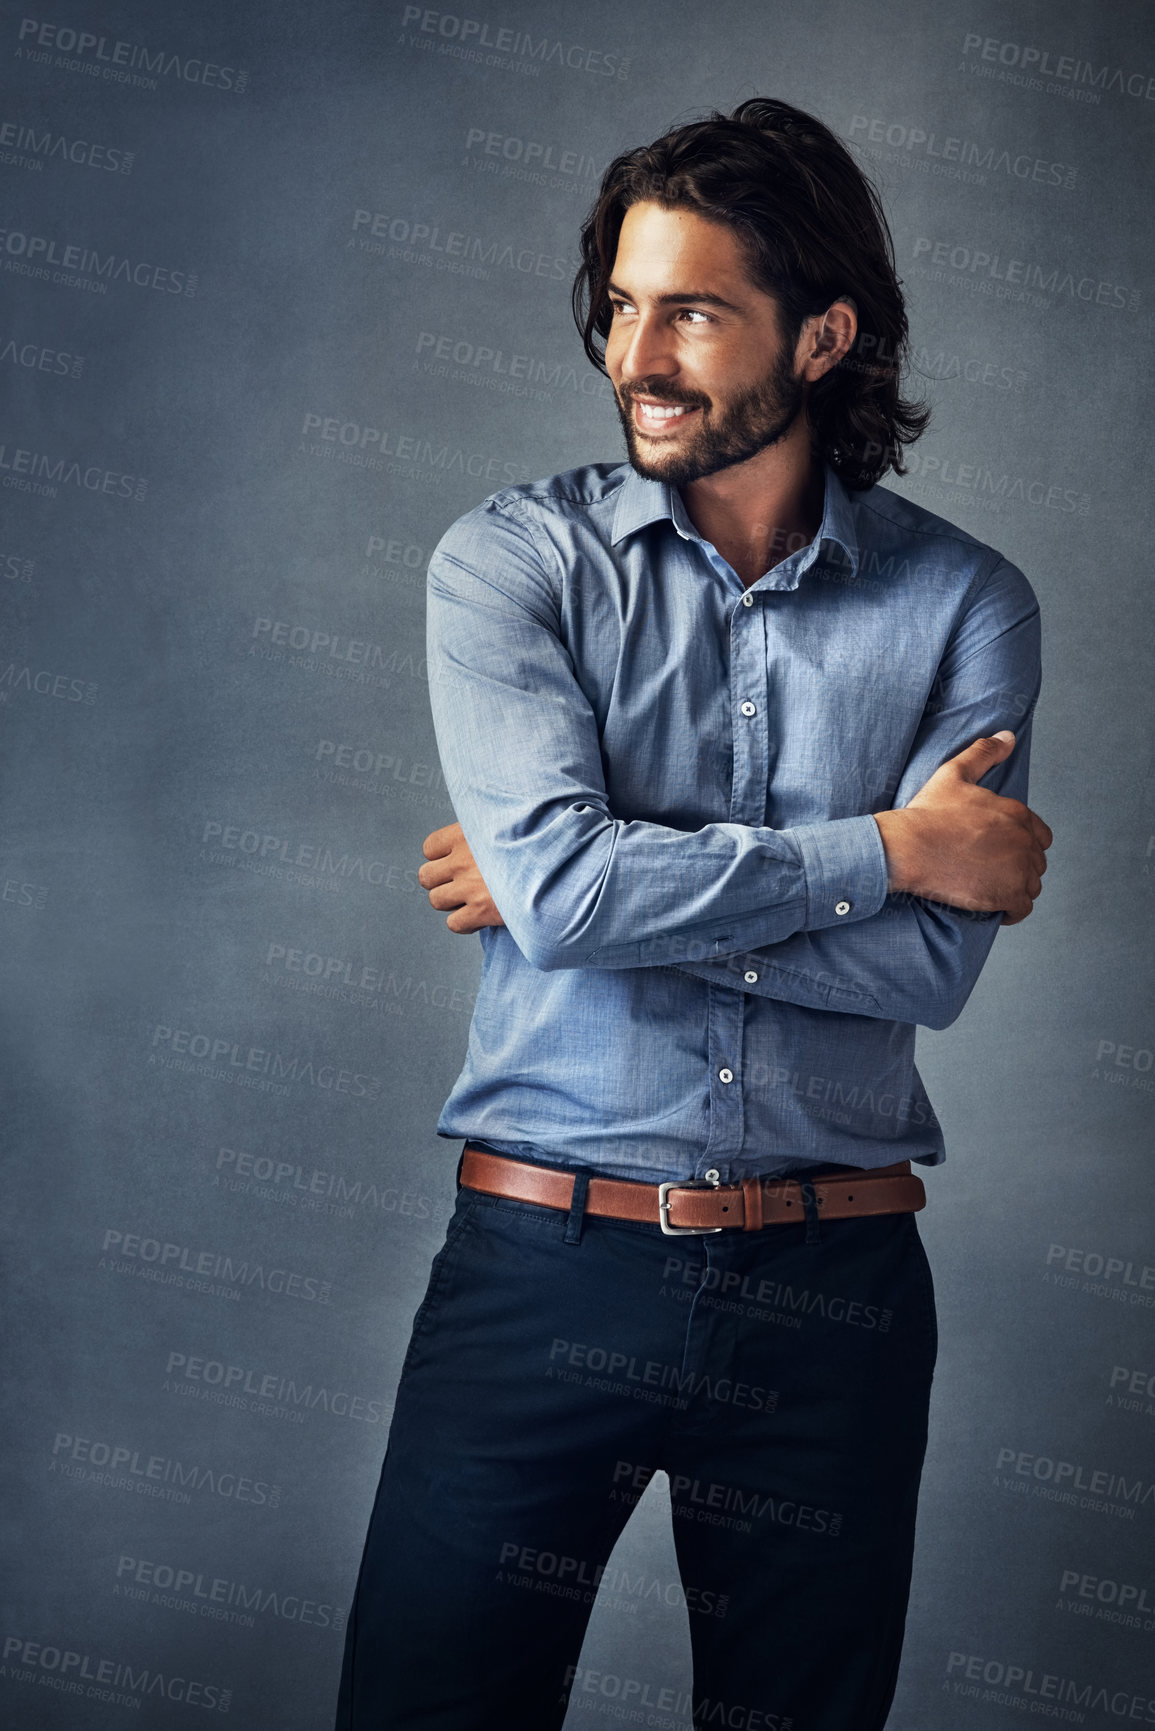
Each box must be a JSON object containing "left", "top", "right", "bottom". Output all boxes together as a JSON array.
[{"left": 335, "top": 98, "right": 1050, "bottom": 1730}]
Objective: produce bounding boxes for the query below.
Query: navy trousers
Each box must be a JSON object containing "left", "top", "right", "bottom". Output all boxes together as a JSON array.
[{"left": 335, "top": 1155, "right": 938, "bottom": 1730}]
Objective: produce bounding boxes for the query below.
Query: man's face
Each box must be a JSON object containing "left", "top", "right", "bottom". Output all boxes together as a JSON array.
[{"left": 604, "top": 200, "right": 806, "bottom": 486}]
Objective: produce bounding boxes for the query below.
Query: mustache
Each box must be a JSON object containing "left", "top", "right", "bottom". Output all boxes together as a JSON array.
[{"left": 618, "top": 383, "right": 709, "bottom": 410}]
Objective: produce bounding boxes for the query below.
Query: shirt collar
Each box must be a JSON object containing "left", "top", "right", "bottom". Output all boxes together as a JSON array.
[{"left": 609, "top": 459, "right": 860, "bottom": 588}]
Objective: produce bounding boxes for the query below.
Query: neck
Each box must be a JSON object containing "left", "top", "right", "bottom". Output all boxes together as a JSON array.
[{"left": 678, "top": 421, "right": 824, "bottom": 589}]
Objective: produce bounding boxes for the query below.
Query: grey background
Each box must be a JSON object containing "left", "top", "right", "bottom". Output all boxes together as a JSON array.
[{"left": 2, "top": 0, "right": 1153, "bottom": 1725}]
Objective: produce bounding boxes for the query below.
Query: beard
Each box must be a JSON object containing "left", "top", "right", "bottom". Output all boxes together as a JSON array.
[{"left": 614, "top": 343, "right": 805, "bottom": 485}]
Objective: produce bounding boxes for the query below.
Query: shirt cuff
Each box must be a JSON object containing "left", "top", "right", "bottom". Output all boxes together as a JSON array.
[{"left": 789, "top": 814, "right": 890, "bottom": 931}]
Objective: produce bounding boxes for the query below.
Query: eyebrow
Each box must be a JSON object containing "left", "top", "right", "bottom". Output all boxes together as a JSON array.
[{"left": 606, "top": 279, "right": 744, "bottom": 313}]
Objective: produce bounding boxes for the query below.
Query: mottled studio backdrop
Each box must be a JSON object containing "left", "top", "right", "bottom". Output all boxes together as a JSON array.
[{"left": 2, "top": 0, "right": 1153, "bottom": 1726}]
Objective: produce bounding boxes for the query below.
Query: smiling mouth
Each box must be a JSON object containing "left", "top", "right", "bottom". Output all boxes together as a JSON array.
[{"left": 631, "top": 398, "right": 701, "bottom": 435}]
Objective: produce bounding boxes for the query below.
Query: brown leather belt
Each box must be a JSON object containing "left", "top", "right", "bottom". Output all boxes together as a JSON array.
[{"left": 461, "top": 1144, "right": 925, "bottom": 1236}]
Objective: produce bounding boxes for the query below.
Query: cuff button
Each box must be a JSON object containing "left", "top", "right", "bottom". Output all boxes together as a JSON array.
[{"left": 834, "top": 899, "right": 851, "bottom": 916}]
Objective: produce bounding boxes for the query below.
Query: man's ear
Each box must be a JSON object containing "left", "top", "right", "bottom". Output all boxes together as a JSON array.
[{"left": 805, "top": 297, "right": 858, "bottom": 378}]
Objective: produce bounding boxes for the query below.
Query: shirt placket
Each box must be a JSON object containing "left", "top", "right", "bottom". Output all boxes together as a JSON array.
[{"left": 697, "top": 574, "right": 771, "bottom": 1178}]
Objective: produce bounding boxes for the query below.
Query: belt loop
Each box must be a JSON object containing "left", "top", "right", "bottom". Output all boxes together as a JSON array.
[
  {"left": 455, "top": 1144, "right": 467, "bottom": 1192},
  {"left": 799, "top": 1179, "right": 822, "bottom": 1245},
  {"left": 563, "top": 1169, "right": 591, "bottom": 1245}
]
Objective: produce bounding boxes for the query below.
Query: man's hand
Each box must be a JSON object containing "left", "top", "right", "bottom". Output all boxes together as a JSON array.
[
  {"left": 418, "top": 823, "right": 506, "bottom": 934},
  {"left": 873, "top": 730, "right": 1052, "bottom": 925},
  {"left": 421, "top": 731, "right": 1053, "bottom": 937}
]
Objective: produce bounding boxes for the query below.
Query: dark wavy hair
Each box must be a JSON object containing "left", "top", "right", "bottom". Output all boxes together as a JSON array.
[{"left": 572, "top": 97, "right": 930, "bottom": 492}]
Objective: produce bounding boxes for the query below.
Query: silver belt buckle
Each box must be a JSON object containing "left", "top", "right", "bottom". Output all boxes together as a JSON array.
[{"left": 657, "top": 1170, "right": 724, "bottom": 1236}]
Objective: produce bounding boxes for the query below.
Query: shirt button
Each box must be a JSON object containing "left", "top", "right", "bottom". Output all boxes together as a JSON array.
[
  {"left": 741, "top": 592, "right": 754, "bottom": 607},
  {"left": 718, "top": 1067, "right": 734, "bottom": 1084},
  {"left": 835, "top": 899, "right": 852, "bottom": 916},
  {"left": 744, "top": 970, "right": 759, "bottom": 984},
  {"left": 739, "top": 700, "right": 756, "bottom": 717}
]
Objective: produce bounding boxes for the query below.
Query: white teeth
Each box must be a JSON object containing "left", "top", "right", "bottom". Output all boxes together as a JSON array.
[{"left": 638, "top": 403, "right": 688, "bottom": 420}]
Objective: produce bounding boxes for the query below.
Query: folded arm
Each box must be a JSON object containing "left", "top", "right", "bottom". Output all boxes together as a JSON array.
[
  {"left": 425, "top": 500, "right": 891, "bottom": 973},
  {"left": 676, "top": 558, "right": 1043, "bottom": 1029}
]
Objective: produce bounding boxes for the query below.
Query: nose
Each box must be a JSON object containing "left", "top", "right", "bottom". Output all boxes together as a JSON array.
[{"left": 614, "top": 311, "right": 678, "bottom": 389}]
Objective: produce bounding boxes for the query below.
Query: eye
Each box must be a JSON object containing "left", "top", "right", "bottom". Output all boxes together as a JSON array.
[{"left": 606, "top": 300, "right": 714, "bottom": 325}]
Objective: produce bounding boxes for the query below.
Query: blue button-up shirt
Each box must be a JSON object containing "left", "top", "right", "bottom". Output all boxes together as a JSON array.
[{"left": 425, "top": 459, "right": 1041, "bottom": 1184}]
